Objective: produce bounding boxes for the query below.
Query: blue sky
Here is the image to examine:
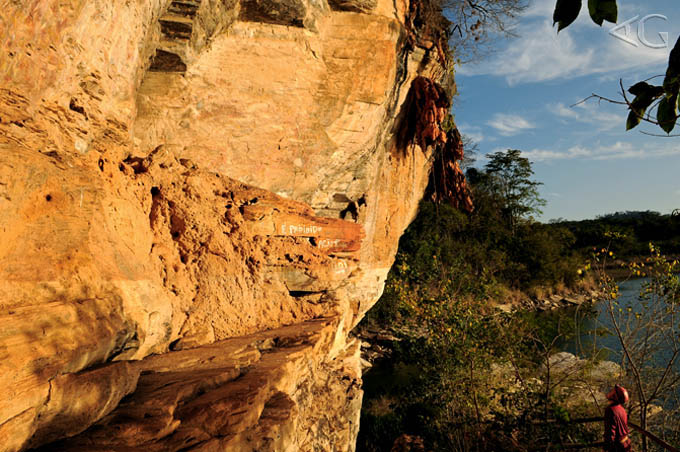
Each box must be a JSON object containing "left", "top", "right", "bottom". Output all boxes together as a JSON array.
[{"left": 455, "top": 0, "right": 680, "bottom": 221}]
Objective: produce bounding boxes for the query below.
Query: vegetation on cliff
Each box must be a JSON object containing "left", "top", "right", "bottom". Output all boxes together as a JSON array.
[{"left": 358, "top": 148, "right": 680, "bottom": 451}]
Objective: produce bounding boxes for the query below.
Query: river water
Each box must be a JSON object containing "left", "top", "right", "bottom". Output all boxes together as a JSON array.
[
  {"left": 545, "top": 277, "right": 680, "bottom": 411},
  {"left": 554, "top": 278, "right": 678, "bottom": 367}
]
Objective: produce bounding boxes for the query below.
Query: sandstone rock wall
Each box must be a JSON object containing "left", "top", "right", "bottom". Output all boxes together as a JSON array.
[{"left": 0, "top": 0, "right": 450, "bottom": 449}]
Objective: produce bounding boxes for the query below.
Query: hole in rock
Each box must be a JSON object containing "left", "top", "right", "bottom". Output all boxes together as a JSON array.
[
  {"left": 168, "top": 1, "right": 200, "bottom": 16},
  {"left": 69, "top": 98, "right": 87, "bottom": 118},
  {"left": 289, "top": 290, "right": 325, "bottom": 298},
  {"left": 123, "top": 156, "right": 148, "bottom": 174},
  {"left": 159, "top": 19, "right": 193, "bottom": 40},
  {"left": 149, "top": 49, "right": 187, "bottom": 73},
  {"left": 333, "top": 193, "right": 351, "bottom": 203}
]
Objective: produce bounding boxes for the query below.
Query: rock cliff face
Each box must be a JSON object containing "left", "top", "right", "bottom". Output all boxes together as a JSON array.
[{"left": 0, "top": 0, "right": 452, "bottom": 450}]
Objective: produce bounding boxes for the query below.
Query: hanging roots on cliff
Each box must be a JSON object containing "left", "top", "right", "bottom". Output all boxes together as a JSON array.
[
  {"left": 398, "top": 76, "right": 473, "bottom": 212},
  {"left": 429, "top": 125, "right": 473, "bottom": 212}
]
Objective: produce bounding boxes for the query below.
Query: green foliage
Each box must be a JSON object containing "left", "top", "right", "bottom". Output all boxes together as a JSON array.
[
  {"left": 479, "top": 149, "right": 546, "bottom": 230},
  {"left": 360, "top": 296, "right": 527, "bottom": 451},
  {"left": 626, "top": 82, "right": 665, "bottom": 131},
  {"left": 359, "top": 152, "right": 596, "bottom": 451},
  {"left": 657, "top": 93, "right": 678, "bottom": 134},
  {"left": 583, "top": 242, "right": 680, "bottom": 449},
  {"left": 553, "top": 0, "right": 582, "bottom": 32},
  {"left": 664, "top": 36, "right": 680, "bottom": 94},
  {"left": 553, "top": 210, "right": 680, "bottom": 259},
  {"left": 587, "top": 0, "right": 617, "bottom": 26},
  {"left": 366, "top": 150, "right": 577, "bottom": 330},
  {"left": 360, "top": 291, "right": 599, "bottom": 451},
  {"left": 553, "top": 0, "right": 617, "bottom": 31}
]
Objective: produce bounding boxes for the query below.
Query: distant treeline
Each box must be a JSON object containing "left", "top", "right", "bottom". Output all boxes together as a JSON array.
[{"left": 552, "top": 211, "right": 680, "bottom": 258}]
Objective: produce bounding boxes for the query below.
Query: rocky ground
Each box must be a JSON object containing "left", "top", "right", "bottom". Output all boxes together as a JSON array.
[{"left": 495, "top": 288, "right": 603, "bottom": 314}]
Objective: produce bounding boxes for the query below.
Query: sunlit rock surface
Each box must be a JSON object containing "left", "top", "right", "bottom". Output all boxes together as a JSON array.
[{"left": 0, "top": 0, "right": 448, "bottom": 449}]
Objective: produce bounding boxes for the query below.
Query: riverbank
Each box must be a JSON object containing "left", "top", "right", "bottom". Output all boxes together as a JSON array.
[
  {"left": 482, "top": 274, "right": 603, "bottom": 314},
  {"left": 594, "top": 254, "right": 680, "bottom": 280},
  {"left": 492, "top": 287, "right": 601, "bottom": 314},
  {"left": 357, "top": 281, "right": 603, "bottom": 365},
  {"left": 355, "top": 274, "right": 680, "bottom": 451}
]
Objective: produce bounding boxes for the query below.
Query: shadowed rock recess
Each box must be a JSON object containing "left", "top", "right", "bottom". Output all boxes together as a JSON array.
[{"left": 0, "top": 0, "right": 458, "bottom": 450}]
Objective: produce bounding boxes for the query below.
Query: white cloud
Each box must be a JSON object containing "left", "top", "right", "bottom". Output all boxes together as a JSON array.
[
  {"left": 523, "top": 1, "right": 557, "bottom": 19},
  {"left": 549, "top": 102, "right": 627, "bottom": 131},
  {"left": 466, "top": 131, "right": 485, "bottom": 143},
  {"left": 458, "top": 123, "right": 485, "bottom": 143},
  {"left": 520, "top": 141, "right": 680, "bottom": 162},
  {"left": 520, "top": 146, "right": 590, "bottom": 161},
  {"left": 487, "top": 113, "right": 536, "bottom": 136},
  {"left": 552, "top": 102, "right": 581, "bottom": 119},
  {"left": 457, "top": 8, "right": 669, "bottom": 85}
]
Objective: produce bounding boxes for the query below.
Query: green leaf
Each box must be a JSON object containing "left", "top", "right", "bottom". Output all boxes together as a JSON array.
[
  {"left": 626, "top": 110, "right": 641, "bottom": 131},
  {"left": 587, "top": 0, "right": 617, "bottom": 26},
  {"left": 628, "top": 82, "right": 664, "bottom": 98},
  {"left": 663, "top": 36, "right": 680, "bottom": 95},
  {"left": 626, "top": 91, "right": 661, "bottom": 131},
  {"left": 657, "top": 94, "right": 678, "bottom": 134},
  {"left": 629, "top": 82, "right": 652, "bottom": 96},
  {"left": 553, "top": 0, "right": 582, "bottom": 32}
]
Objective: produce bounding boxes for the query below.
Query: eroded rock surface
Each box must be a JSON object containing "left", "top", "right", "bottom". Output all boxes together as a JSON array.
[
  {"left": 34, "top": 319, "right": 362, "bottom": 451},
  {"left": 0, "top": 0, "right": 454, "bottom": 449}
]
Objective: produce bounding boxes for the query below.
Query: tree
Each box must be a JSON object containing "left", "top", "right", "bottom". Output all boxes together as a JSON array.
[
  {"left": 588, "top": 241, "right": 680, "bottom": 451},
  {"left": 408, "top": 0, "right": 527, "bottom": 66},
  {"left": 480, "top": 149, "right": 546, "bottom": 231},
  {"left": 459, "top": 134, "right": 478, "bottom": 170},
  {"left": 444, "top": 0, "right": 529, "bottom": 63},
  {"left": 552, "top": 0, "right": 680, "bottom": 135}
]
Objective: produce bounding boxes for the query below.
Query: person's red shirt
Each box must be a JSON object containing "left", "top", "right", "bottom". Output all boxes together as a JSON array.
[{"left": 604, "top": 403, "right": 629, "bottom": 448}]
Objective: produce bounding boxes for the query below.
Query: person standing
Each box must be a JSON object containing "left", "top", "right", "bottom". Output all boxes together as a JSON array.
[{"left": 604, "top": 384, "right": 632, "bottom": 452}]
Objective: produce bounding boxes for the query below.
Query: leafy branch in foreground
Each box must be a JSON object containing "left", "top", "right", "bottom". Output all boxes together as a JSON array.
[
  {"left": 553, "top": 0, "right": 618, "bottom": 31},
  {"left": 553, "top": 0, "right": 680, "bottom": 135},
  {"left": 585, "top": 240, "right": 680, "bottom": 451}
]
